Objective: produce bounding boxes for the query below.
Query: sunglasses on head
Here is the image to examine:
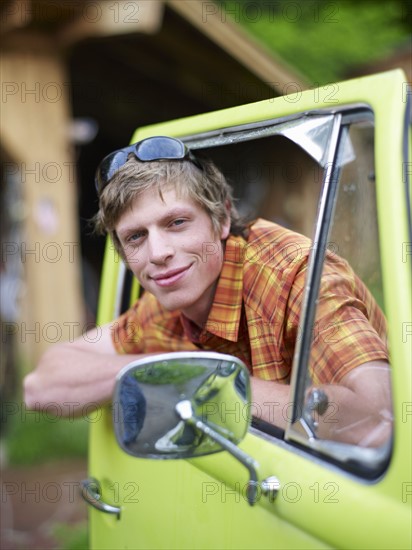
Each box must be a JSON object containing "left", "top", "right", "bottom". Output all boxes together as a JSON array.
[{"left": 95, "top": 136, "right": 202, "bottom": 194}]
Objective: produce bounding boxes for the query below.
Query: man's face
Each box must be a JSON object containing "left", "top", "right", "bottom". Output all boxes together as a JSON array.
[{"left": 115, "top": 186, "right": 230, "bottom": 326}]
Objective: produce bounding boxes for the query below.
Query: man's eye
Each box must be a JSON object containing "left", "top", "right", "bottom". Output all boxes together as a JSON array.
[
  {"left": 171, "top": 219, "right": 186, "bottom": 227},
  {"left": 128, "top": 231, "right": 145, "bottom": 242}
]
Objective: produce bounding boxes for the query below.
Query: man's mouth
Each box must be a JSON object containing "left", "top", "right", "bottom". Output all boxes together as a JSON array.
[{"left": 150, "top": 265, "right": 192, "bottom": 287}]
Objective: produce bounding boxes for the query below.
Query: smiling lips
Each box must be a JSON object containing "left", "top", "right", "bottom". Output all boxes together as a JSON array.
[{"left": 150, "top": 265, "right": 191, "bottom": 287}]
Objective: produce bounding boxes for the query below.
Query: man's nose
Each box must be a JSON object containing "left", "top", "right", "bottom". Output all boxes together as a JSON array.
[{"left": 147, "top": 232, "right": 174, "bottom": 263}]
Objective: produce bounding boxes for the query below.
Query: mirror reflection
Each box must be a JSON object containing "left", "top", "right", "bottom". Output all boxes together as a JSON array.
[{"left": 113, "top": 351, "right": 250, "bottom": 459}]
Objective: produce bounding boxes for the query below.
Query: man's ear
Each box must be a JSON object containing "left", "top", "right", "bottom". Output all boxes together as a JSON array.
[{"left": 220, "top": 200, "right": 231, "bottom": 240}]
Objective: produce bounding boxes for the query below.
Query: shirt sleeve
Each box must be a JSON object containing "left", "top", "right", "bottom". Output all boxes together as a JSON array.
[
  {"left": 285, "top": 254, "right": 389, "bottom": 385},
  {"left": 111, "top": 300, "right": 145, "bottom": 355}
]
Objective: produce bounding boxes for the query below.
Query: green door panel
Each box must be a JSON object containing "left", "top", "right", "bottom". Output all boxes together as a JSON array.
[{"left": 90, "top": 423, "right": 331, "bottom": 549}]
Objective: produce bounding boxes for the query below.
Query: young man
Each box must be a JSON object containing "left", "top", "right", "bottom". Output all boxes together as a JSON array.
[{"left": 24, "top": 137, "right": 391, "bottom": 446}]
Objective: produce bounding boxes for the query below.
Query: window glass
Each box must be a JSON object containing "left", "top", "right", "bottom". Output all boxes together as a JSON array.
[{"left": 289, "top": 119, "right": 392, "bottom": 473}]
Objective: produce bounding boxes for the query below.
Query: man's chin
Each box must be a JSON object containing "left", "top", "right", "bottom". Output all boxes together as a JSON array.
[{"left": 155, "top": 294, "right": 187, "bottom": 313}]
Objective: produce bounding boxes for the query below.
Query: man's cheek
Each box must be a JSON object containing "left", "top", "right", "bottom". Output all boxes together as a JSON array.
[{"left": 201, "top": 241, "right": 221, "bottom": 263}]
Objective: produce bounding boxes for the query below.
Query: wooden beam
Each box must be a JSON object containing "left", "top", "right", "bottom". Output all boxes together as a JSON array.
[
  {"left": 0, "top": 0, "right": 32, "bottom": 34},
  {"left": 57, "top": 0, "right": 165, "bottom": 47}
]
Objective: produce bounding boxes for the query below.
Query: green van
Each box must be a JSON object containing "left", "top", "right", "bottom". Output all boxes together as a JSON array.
[{"left": 82, "top": 69, "right": 411, "bottom": 549}]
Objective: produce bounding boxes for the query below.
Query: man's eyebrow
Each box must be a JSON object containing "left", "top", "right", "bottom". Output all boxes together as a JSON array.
[
  {"left": 116, "top": 220, "right": 144, "bottom": 238},
  {"left": 161, "top": 206, "right": 194, "bottom": 220}
]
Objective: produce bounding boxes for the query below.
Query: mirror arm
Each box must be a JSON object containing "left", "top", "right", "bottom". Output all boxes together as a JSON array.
[{"left": 176, "top": 400, "right": 259, "bottom": 506}]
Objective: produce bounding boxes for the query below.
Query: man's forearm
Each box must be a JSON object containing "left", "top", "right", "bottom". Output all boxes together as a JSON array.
[
  {"left": 250, "top": 361, "right": 392, "bottom": 447},
  {"left": 23, "top": 344, "right": 146, "bottom": 417},
  {"left": 313, "top": 383, "right": 392, "bottom": 447},
  {"left": 250, "top": 377, "right": 291, "bottom": 429}
]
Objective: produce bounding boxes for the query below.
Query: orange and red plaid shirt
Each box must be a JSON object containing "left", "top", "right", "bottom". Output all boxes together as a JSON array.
[{"left": 112, "top": 219, "right": 388, "bottom": 384}]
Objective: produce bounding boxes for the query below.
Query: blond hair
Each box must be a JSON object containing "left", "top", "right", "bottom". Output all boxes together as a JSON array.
[{"left": 94, "top": 156, "right": 246, "bottom": 256}]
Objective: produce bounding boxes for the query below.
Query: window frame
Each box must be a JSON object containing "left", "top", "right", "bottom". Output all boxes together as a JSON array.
[{"left": 285, "top": 107, "right": 392, "bottom": 477}]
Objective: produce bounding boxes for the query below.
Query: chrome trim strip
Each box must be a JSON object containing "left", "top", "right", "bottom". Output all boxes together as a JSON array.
[
  {"left": 286, "top": 113, "right": 343, "bottom": 424},
  {"left": 113, "top": 260, "right": 127, "bottom": 318}
]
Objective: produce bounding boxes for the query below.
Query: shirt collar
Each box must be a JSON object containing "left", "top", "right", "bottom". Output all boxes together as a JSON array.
[{"left": 202, "top": 234, "right": 246, "bottom": 342}]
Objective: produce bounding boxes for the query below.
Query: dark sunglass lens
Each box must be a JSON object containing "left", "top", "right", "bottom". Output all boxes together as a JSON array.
[
  {"left": 96, "top": 150, "right": 129, "bottom": 193},
  {"left": 104, "top": 150, "right": 129, "bottom": 180},
  {"left": 137, "top": 137, "right": 184, "bottom": 161}
]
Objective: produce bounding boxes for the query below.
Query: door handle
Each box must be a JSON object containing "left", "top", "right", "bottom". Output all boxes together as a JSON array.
[{"left": 80, "top": 477, "right": 121, "bottom": 518}]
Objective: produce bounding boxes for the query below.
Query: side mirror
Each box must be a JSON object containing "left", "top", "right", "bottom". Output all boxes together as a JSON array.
[
  {"left": 113, "top": 351, "right": 280, "bottom": 505},
  {"left": 113, "top": 351, "right": 251, "bottom": 459}
]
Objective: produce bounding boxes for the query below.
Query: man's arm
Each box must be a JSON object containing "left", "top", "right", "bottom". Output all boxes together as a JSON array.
[
  {"left": 250, "top": 360, "right": 392, "bottom": 447},
  {"left": 23, "top": 322, "right": 148, "bottom": 417},
  {"left": 249, "top": 377, "right": 291, "bottom": 429},
  {"left": 314, "top": 359, "right": 392, "bottom": 447}
]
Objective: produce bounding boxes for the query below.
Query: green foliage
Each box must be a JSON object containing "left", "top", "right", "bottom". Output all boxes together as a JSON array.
[
  {"left": 52, "top": 522, "right": 89, "bottom": 550},
  {"left": 218, "top": 0, "right": 409, "bottom": 84},
  {"left": 133, "top": 362, "right": 207, "bottom": 384},
  {"left": 5, "top": 408, "right": 89, "bottom": 465}
]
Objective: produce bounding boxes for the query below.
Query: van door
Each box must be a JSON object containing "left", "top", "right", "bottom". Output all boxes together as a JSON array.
[{"left": 85, "top": 70, "right": 411, "bottom": 549}]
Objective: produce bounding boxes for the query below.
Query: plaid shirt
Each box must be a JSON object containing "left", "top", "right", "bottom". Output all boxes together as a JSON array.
[{"left": 112, "top": 219, "right": 388, "bottom": 384}]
